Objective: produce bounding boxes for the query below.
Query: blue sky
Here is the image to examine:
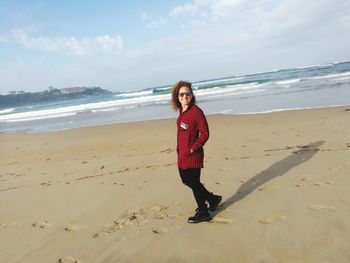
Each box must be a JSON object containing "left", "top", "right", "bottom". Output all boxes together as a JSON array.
[{"left": 0, "top": 0, "right": 349, "bottom": 94}]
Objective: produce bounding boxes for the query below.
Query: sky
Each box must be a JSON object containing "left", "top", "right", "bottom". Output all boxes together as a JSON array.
[{"left": 0, "top": 0, "right": 349, "bottom": 94}]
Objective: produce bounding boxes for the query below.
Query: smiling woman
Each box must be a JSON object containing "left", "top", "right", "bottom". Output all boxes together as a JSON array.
[
  {"left": 171, "top": 80, "right": 222, "bottom": 224},
  {"left": 171, "top": 80, "right": 195, "bottom": 111}
]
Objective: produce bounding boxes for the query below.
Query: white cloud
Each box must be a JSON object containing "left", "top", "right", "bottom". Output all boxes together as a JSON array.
[
  {"left": 147, "top": 18, "right": 167, "bottom": 29},
  {"left": 129, "top": 0, "right": 350, "bottom": 88},
  {"left": 169, "top": 0, "right": 243, "bottom": 19},
  {"left": 136, "top": 1, "right": 347, "bottom": 59},
  {"left": 167, "top": 0, "right": 348, "bottom": 34},
  {"left": 169, "top": 3, "right": 201, "bottom": 17},
  {"left": 210, "top": 0, "right": 243, "bottom": 18},
  {"left": 96, "top": 35, "right": 123, "bottom": 52},
  {"left": 63, "top": 36, "right": 87, "bottom": 55},
  {"left": 0, "top": 30, "right": 123, "bottom": 55},
  {"left": 141, "top": 12, "right": 167, "bottom": 29}
]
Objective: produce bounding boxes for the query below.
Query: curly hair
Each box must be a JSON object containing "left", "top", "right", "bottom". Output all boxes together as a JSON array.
[{"left": 171, "top": 80, "right": 196, "bottom": 111}]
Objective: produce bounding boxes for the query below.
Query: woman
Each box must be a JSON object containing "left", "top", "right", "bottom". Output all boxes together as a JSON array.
[{"left": 171, "top": 80, "right": 222, "bottom": 223}]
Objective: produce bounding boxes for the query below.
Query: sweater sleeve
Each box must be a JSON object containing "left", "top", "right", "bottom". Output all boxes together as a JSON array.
[
  {"left": 176, "top": 117, "right": 179, "bottom": 154},
  {"left": 191, "top": 109, "right": 209, "bottom": 151}
]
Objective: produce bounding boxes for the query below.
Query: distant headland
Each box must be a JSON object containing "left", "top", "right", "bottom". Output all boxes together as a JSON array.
[{"left": 0, "top": 87, "right": 113, "bottom": 109}]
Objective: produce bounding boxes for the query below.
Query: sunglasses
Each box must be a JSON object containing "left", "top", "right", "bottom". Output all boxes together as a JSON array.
[{"left": 179, "top": 92, "right": 192, "bottom": 97}]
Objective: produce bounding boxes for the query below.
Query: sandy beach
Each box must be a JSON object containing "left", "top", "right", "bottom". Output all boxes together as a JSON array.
[{"left": 1, "top": 106, "right": 350, "bottom": 263}]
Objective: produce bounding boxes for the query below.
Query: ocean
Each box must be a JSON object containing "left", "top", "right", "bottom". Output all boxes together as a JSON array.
[{"left": 1, "top": 61, "right": 350, "bottom": 133}]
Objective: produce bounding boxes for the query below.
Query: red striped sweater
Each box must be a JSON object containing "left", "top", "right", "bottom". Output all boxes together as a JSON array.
[{"left": 176, "top": 104, "right": 209, "bottom": 169}]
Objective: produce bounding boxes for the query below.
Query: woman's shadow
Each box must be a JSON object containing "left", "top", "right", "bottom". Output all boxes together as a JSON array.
[{"left": 212, "top": 140, "right": 325, "bottom": 216}]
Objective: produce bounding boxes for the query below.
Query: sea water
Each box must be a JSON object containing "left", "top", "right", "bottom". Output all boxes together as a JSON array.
[{"left": 1, "top": 61, "right": 350, "bottom": 133}]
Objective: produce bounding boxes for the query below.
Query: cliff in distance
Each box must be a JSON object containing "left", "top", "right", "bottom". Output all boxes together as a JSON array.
[{"left": 0, "top": 87, "right": 112, "bottom": 109}]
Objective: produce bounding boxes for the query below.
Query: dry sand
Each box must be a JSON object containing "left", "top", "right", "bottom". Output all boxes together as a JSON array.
[{"left": 1, "top": 106, "right": 350, "bottom": 263}]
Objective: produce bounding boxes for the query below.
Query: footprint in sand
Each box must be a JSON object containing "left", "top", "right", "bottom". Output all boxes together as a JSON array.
[
  {"left": 64, "top": 225, "right": 78, "bottom": 232},
  {"left": 93, "top": 231, "right": 111, "bottom": 238},
  {"left": 93, "top": 211, "right": 142, "bottom": 238},
  {"left": 93, "top": 204, "right": 177, "bottom": 238},
  {"left": 151, "top": 226, "right": 168, "bottom": 234},
  {"left": 308, "top": 205, "right": 336, "bottom": 211},
  {"left": 259, "top": 213, "right": 286, "bottom": 224},
  {"left": 150, "top": 204, "right": 177, "bottom": 219},
  {"left": 301, "top": 176, "right": 313, "bottom": 181},
  {"left": 329, "top": 165, "right": 344, "bottom": 171},
  {"left": 258, "top": 185, "right": 279, "bottom": 192},
  {"left": 32, "top": 221, "right": 50, "bottom": 229},
  {"left": 160, "top": 148, "right": 174, "bottom": 154},
  {"left": 40, "top": 181, "right": 52, "bottom": 186},
  {"left": 58, "top": 256, "right": 80, "bottom": 263},
  {"left": 163, "top": 163, "right": 176, "bottom": 167},
  {"left": 313, "top": 181, "right": 333, "bottom": 187},
  {"left": 0, "top": 223, "right": 18, "bottom": 229},
  {"left": 113, "top": 182, "right": 125, "bottom": 186},
  {"left": 209, "top": 215, "right": 232, "bottom": 224}
]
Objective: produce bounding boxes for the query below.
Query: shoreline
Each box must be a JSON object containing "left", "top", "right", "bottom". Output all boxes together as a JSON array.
[
  {"left": 1, "top": 105, "right": 350, "bottom": 262},
  {"left": 226, "top": 103, "right": 350, "bottom": 115},
  {"left": 1, "top": 104, "right": 350, "bottom": 135}
]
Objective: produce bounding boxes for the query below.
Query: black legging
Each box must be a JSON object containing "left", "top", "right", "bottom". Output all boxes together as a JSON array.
[{"left": 178, "top": 168, "right": 212, "bottom": 210}]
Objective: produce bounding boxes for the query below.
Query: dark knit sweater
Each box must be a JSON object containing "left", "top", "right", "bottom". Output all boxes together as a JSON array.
[{"left": 176, "top": 104, "right": 209, "bottom": 169}]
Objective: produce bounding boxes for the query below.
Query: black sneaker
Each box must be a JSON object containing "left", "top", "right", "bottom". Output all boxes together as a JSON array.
[
  {"left": 188, "top": 210, "right": 212, "bottom": 223},
  {"left": 208, "top": 194, "right": 222, "bottom": 212}
]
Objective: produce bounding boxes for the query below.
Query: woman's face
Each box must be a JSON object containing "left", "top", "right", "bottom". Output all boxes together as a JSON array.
[{"left": 178, "top": 86, "right": 192, "bottom": 108}]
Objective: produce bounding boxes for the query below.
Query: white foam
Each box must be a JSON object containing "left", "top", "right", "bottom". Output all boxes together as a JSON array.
[
  {"left": 154, "top": 86, "right": 171, "bottom": 91},
  {"left": 91, "top": 107, "right": 122, "bottom": 113},
  {"left": 0, "top": 82, "right": 268, "bottom": 123},
  {"left": 4, "top": 112, "right": 77, "bottom": 122},
  {"left": 275, "top": 78, "right": 301, "bottom": 86},
  {"left": 0, "top": 108, "right": 15, "bottom": 114},
  {"left": 211, "top": 109, "right": 233, "bottom": 114},
  {"left": 194, "top": 82, "right": 263, "bottom": 97},
  {"left": 91, "top": 105, "right": 137, "bottom": 113},
  {"left": 194, "top": 76, "right": 243, "bottom": 87},
  {"left": 2, "top": 62, "right": 349, "bottom": 125},
  {"left": 115, "top": 90, "right": 153, "bottom": 98},
  {"left": 0, "top": 94, "right": 171, "bottom": 122},
  {"left": 308, "top": 72, "right": 350, "bottom": 81}
]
